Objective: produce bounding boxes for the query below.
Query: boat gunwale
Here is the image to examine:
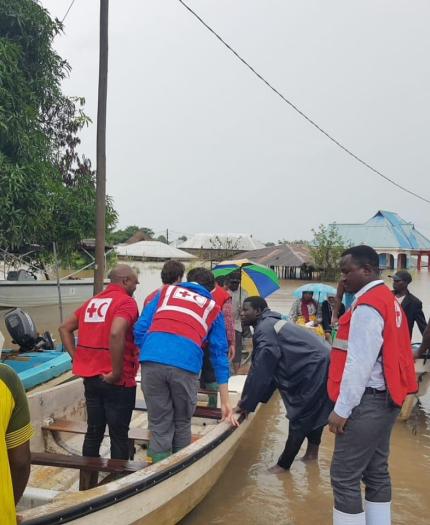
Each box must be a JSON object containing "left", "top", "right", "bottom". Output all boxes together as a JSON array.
[{"left": 20, "top": 413, "right": 246, "bottom": 525}]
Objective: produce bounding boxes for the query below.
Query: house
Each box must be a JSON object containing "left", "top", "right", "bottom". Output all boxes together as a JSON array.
[
  {"left": 233, "top": 244, "right": 315, "bottom": 279},
  {"left": 115, "top": 241, "right": 196, "bottom": 261},
  {"left": 332, "top": 210, "right": 430, "bottom": 270},
  {"left": 177, "top": 233, "right": 265, "bottom": 261}
]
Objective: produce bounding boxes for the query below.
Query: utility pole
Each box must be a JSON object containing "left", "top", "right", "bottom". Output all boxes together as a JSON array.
[
  {"left": 94, "top": 0, "right": 109, "bottom": 294},
  {"left": 166, "top": 228, "right": 169, "bottom": 244}
]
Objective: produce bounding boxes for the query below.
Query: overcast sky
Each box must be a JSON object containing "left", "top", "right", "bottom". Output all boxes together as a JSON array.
[{"left": 40, "top": 0, "right": 430, "bottom": 243}]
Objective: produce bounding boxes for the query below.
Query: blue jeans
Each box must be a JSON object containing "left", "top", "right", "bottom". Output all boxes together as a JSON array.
[{"left": 83, "top": 376, "right": 136, "bottom": 460}]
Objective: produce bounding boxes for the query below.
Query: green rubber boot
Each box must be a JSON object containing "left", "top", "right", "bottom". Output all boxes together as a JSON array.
[
  {"left": 147, "top": 449, "right": 171, "bottom": 464},
  {"left": 205, "top": 382, "right": 218, "bottom": 408}
]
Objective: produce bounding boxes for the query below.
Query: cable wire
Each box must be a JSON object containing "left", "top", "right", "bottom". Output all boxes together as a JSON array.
[
  {"left": 178, "top": 0, "right": 430, "bottom": 205},
  {"left": 61, "top": 0, "right": 76, "bottom": 23}
]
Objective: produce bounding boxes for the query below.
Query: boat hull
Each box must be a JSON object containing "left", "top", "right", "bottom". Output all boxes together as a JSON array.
[
  {"left": 0, "top": 279, "right": 103, "bottom": 307},
  {"left": 19, "top": 376, "right": 253, "bottom": 525},
  {"left": 1, "top": 350, "right": 72, "bottom": 391}
]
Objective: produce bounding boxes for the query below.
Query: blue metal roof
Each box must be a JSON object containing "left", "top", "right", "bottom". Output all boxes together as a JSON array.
[{"left": 332, "top": 211, "right": 430, "bottom": 251}]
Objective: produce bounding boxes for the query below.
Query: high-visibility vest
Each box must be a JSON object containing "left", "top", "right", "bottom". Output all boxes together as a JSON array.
[
  {"left": 212, "top": 285, "right": 231, "bottom": 309},
  {"left": 328, "top": 283, "right": 417, "bottom": 407},
  {"left": 73, "top": 284, "right": 139, "bottom": 387},
  {"left": 149, "top": 285, "right": 220, "bottom": 347}
]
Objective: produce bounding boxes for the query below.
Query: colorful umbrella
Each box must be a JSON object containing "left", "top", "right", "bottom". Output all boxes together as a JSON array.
[
  {"left": 293, "top": 283, "right": 337, "bottom": 302},
  {"left": 212, "top": 259, "right": 280, "bottom": 298}
]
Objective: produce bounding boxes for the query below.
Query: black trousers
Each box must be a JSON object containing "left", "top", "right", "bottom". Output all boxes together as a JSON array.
[
  {"left": 277, "top": 425, "right": 324, "bottom": 470},
  {"left": 83, "top": 377, "right": 136, "bottom": 460}
]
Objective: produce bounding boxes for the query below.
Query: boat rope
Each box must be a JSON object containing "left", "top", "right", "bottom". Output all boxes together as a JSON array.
[{"left": 177, "top": 0, "right": 430, "bottom": 205}]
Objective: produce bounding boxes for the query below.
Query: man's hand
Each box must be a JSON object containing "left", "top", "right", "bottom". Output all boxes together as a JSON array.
[
  {"left": 328, "top": 410, "right": 347, "bottom": 435},
  {"left": 221, "top": 402, "right": 239, "bottom": 427},
  {"left": 102, "top": 372, "right": 120, "bottom": 384},
  {"left": 228, "top": 344, "right": 236, "bottom": 362}
]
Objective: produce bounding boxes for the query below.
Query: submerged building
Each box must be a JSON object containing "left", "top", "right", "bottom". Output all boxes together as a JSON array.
[{"left": 332, "top": 210, "right": 430, "bottom": 270}]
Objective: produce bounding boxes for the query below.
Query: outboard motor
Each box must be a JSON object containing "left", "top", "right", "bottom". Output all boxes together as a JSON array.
[{"left": 4, "top": 308, "right": 54, "bottom": 352}]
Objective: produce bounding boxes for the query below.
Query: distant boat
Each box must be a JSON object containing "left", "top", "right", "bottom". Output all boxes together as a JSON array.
[
  {"left": 1, "top": 349, "right": 72, "bottom": 391},
  {"left": 0, "top": 272, "right": 108, "bottom": 307},
  {"left": 0, "top": 308, "right": 72, "bottom": 390}
]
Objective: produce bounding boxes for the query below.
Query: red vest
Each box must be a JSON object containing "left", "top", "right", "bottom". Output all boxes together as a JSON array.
[
  {"left": 328, "top": 283, "right": 417, "bottom": 407},
  {"left": 73, "top": 284, "right": 139, "bottom": 387},
  {"left": 149, "top": 285, "right": 220, "bottom": 347},
  {"left": 212, "top": 285, "right": 231, "bottom": 309}
]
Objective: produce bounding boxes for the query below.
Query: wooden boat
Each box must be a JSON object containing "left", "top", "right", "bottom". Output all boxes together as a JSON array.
[
  {"left": 399, "top": 350, "right": 430, "bottom": 420},
  {"left": 1, "top": 348, "right": 72, "bottom": 391},
  {"left": 0, "top": 278, "right": 108, "bottom": 307},
  {"left": 18, "top": 374, "right": 253, "bottom": 525}
]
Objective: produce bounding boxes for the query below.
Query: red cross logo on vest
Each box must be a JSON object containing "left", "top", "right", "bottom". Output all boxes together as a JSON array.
[
  {"left": 84, "top": 298, "right": 113, "bottom": 323},
  {"left": 394, "top": 299, "right": 403, "bottom": 328},
  {"left": 149, "top": 285, "right": 219, "bottom": 347}
]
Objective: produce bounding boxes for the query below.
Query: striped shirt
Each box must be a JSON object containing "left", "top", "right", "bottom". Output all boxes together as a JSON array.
[{"left": 0, "top": 364, "right": 33, "bottom": 525}]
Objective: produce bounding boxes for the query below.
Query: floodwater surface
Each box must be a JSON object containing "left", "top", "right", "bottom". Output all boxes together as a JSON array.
[{"left": 1, "top": 262, "right": 430, "bottom": 524}]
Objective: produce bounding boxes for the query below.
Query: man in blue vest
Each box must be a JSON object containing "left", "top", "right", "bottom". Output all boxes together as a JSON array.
[{"left": 134, "top": 267, "right": 238, "bottom": 463}]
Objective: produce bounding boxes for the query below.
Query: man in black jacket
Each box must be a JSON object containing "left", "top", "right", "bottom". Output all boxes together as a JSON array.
[
  {"left": 237, "top": 296, "right": 333, "bottom": 473},
  {"left": 391, "top": 271, "right": 427, "bottom": 338}
]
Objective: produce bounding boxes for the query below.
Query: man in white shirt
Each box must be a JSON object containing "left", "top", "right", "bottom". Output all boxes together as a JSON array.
[{"left": 328, "top": 245, "right": 416, "bottom": 525}]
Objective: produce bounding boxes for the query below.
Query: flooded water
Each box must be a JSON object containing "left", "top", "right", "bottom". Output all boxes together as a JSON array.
[{"left": 1, "top": 262, "right": 430, "bottom": 524}]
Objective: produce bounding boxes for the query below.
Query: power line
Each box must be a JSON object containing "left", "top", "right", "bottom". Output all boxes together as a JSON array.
[
  {"left": 61, "top": 0, "right": 76, "bottom": 23},
  {"left": 178, "top": 0, "right": 430, "bottom": 205}
]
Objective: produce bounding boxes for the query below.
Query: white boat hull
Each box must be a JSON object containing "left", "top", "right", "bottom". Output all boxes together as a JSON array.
[
  {"left": 0, "top": 279, "right": 103, "bottom": 307},
  {"left": 19, "top": 375, "right": 253, "bottom": 525}
]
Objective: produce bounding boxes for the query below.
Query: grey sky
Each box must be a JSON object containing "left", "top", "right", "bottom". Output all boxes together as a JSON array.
[{"left": 41, "top": 0, "right": 430, "bottom": 243}]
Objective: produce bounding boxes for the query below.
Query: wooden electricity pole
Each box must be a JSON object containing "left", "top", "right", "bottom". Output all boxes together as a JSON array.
[{"left": 94, "top": 0, "right": 109, "bottom": 294}]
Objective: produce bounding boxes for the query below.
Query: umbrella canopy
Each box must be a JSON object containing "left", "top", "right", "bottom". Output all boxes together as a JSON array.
[
  {"left": 293, "top": 283, "right": 337, "bottom": 302},
  {"left": 213, "top": 259, "right": 280, "bottom": 298}
]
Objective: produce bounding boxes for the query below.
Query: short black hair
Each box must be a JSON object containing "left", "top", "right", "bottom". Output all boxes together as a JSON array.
[
  {"left": 226, "top": 271, "right": 241, "bottom": 283},
  {"left": 161, "top": 260, "right": 185, "bottom": 284},
  {"left": 244, "top": 296, "right": 268, "bottom": 312},
  {"left": 187, "top": 267, "right": 215, "bottom": 292},
  {"left": 215, "top": 275, "right": 226, "bottom": 286},
  {"left": 341, "top": 245, "right": 379, "bottom": 270}
]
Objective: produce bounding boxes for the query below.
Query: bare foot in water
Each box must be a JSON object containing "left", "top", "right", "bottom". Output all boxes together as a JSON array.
[
  {"left": 268, "top": 464, "right": 287, "bottom": 474},
  {"left": 299, "top": 453, "right": 318, "bottom": 462}
]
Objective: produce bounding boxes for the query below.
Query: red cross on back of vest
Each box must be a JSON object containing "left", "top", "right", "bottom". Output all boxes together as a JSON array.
[{"left": 149, "top": 285, "right": 220, "bottom": 347}]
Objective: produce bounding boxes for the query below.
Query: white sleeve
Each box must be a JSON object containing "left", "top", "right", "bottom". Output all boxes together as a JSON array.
[{"left": 334, "top": 305, "right": 384, "bottom": 418}]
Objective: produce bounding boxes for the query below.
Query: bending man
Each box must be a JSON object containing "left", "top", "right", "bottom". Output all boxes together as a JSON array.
[{"left": 237, "top": 296, "right": 333, "bottom": 472}]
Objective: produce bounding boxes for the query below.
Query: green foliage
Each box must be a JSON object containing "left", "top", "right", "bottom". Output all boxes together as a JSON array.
[
  {"left": 310, "top": 224, "right": 349, "bottom": 280},
  {"left": 156, "top": 235, "right": 168, "bottom": 244},
  {"left": 0, "top": 0, "right": 117, "bottom": 259},
  {"left": 108, "top": 226, "right": 154, "bottom": 245}
]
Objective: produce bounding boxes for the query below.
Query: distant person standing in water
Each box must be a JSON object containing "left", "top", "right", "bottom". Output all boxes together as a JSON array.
[
  {"left": 390, "top": 270, "right": 427, "bottom": 339},
  {"left": 226, "top": 273, "right": 248, "bottom": 374}
]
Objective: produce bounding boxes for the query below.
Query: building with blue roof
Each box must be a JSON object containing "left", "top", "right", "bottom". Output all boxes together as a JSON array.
[{"left": 332, "top": 210, "right": 430, "bottom": 270}]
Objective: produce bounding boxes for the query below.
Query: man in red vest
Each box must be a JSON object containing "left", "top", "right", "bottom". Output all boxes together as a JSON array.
[
  {"left": 328, "top": 246, "right": 417, "bottom": 525},
  {"left": 59, "top": 264, "right": 140, "bottom": 460}
]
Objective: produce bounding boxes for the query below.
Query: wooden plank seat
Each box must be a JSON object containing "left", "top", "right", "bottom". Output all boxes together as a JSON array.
[
  {"left": 31, "top": 451, "right": 148, "bottom": 473},
  {"left": 134, "top": 399, "right": 222, "bottom": 420},
  {"left": 42, "top": 419, "right": 151, "bottom": 443},
  {"left": 31, "top": 452, "right": 149, "bottom": 491}
]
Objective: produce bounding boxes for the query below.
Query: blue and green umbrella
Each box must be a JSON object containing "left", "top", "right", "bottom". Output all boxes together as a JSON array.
[{"left": 212, "top": 259, "right": 280, "bottom": 298}]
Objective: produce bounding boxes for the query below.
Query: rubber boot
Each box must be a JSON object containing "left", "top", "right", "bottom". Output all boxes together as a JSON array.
[
  {"left": 365, "top": 500, "right": 391, "bottom": 525},
  {"left": 205, "top": 382, "right": 219, "bottom": 408},
  {"left": 333, "top": 508, "right": 365, "bottom": 525},
  {"left": 147, "top": 449, "right": 171, "bottom": 464}
]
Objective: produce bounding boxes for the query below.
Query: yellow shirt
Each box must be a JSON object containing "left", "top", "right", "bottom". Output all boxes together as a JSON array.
[{"left": 0, "top": 364, "right": 33, "bottom": 525}]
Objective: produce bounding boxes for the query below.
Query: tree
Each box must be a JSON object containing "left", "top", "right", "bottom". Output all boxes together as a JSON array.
[
  {"left": 309, "top": 224, "right": 349, "bottom": 280},
  {"left": 178, "top": 235, "right": 187, "bottom": 242},
  {"left": 265, "top": 242, "right": 275, "bottom": 247},
  {"left": 0, "top": 0, "right": 117, "bottom": 260},
  {"left": 209, "top": 235, "right": 242, "bottom": 261}
]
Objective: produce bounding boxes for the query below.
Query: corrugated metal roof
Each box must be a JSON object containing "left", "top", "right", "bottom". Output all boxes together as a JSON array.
[
  {"left": 178, "top": 234, "right": 265, "bottom": 251},
  {"left": 233, "top": 244, "right": 313, "bottom": 266},
  {"left": 333, "top": 210, "right": 430, "bottom": 250},
  {"left": 115, "top": 241, "right": 196, "bottom": 260}
]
